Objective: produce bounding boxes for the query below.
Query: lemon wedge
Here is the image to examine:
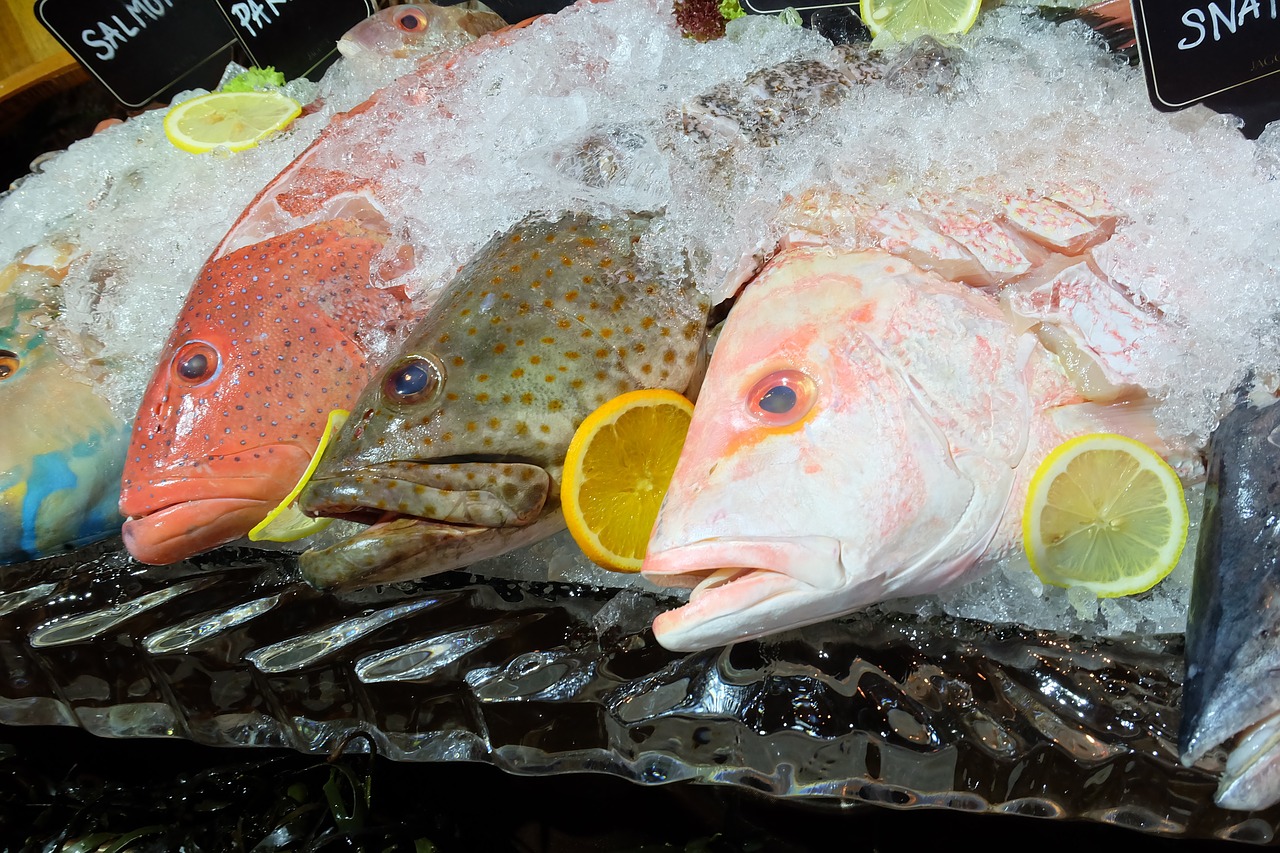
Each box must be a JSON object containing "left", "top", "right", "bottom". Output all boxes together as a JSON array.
[
  {"left": 561, "top": 389, "right": 694, "bottom": 572},
  {"left": 249, "top": 409, "right": 350, "bottom": 543},
  {"left": 859, "top": 0, "right": 982, "bottom": 44},
  {"left": 1022, "top": 433, "right": 1189, "bottom": 597},
  {"left": 164, "top": 90, "right": 302, "bottom": 154}
]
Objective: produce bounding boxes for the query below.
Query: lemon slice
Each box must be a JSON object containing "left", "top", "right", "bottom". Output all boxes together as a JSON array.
[
  {"left": 249, "top": 409, "right": 350, "bottom": 543},
  {"left": 859, "top": 0, "right": 982, "bottom": 44},
  {"left": 562, "top": 389, "right": 695, "bottom": 572},
  {"left": 1022, "top": 433, "right": 1189, "bottom": 597},
  {"left": 164, "top": 90, "right": 302, "bottom": 154}
]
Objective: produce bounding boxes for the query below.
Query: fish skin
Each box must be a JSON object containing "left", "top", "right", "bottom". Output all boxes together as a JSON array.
[
  {"left": 1, "top": 255, "right": 129, "bottom": 565},
  {"left": 640, "top": 240, "right": 1160, "bottom": 653},
  {"left": 297, "top": 211, "right": 709, "bottom": 589},
  {"left": 119, "top": 220, "right": 412, "bottom": 566},
  {"left": 1180, "top": 392, "right": 1280, "bottom": 812}
]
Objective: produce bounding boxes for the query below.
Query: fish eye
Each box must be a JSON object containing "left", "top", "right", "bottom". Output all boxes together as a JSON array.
[
  {"left": 383, "top": 355, "right": 442, "bottom": 404},
  {"left": 747, "top": 369, "right": 816, "bottom": 427},
  {"left": 0, "top": 350, "right": 18, "bottom": 381},
  {"left": 172, "top": 341, "right": 220, "bottom": 386},
  {"left": 395, "top": 6, "right": 429, "bottom": 31}
]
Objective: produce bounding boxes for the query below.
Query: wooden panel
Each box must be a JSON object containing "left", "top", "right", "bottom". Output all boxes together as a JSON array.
[{"left": 0, "top": 0, "right": 78, "bottom": 101}]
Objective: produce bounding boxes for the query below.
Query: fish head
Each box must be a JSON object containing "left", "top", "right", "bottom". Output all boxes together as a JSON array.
[
  {"left": 337, "top": 1, "right": 506, "bottom": 61},
  {"left": 120, "top": 220, "right": 408, "bottom": 565},
  {"left": 298, "top": 212, "right": 709, "bottom": 588},
  {"left": 642, "top": 248, "right": 1032, "bottom": 652},
  {"left": 1, "top": 254, "right": 129, "bottom": 564}
]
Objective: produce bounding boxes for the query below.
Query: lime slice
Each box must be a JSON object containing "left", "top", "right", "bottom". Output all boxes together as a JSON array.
[
  {"left": 859, "top": 0, "right": 982, "bottom": 44},
  {"left": 1022, "top": 433, "right": 1189, "bottom": 597},
  {"left": 163, "top": 90, "right": 302, "bottom": 154},
  {"left": 249, "top": 409, "right": 350, "bottom": 543},
  {"left": 561, "top": 389, "right": 694, "bottom": 572}
]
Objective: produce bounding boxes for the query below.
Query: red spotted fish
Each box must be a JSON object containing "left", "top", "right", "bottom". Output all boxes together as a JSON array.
[
  {"left": 1, "top": 246, "right": 129, "bottom": 564},
  {"left": 120, "top": 221, "right": 412, "bottom": 564},
  {"left": 295, "top": 211, "right": 709, "bottom": 589},
  {"left": 118, "top": 3, "right": 528, "bottom": 565},
  {"left": 336, "top": 1, "right": 507, "bottom": 61},
  {"left": 641, "top": 186, "right": 1179, "bottom": 652}
]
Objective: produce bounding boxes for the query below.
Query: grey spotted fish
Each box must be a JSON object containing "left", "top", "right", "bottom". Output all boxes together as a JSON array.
[{"left": 296, "top": 211, "right": 709, "bottom": 589}]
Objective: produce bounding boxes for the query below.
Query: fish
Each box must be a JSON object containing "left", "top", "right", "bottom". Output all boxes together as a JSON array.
[
  {"left": 295, "top": 211, "right": 709, "bottom": 589},
  {"left": 336, "top": 0, "right": 508, "bottom": 61},
  {"left": 119, "top": 3, "right": 531, "bottom": 566},
  {"left": 1179, "top": 388, "right": 1280, "bottom": 813},
  {"left": 640, "top": 186, "right": 1177, "bottom": 652},
  {"left": 1, "top": 246, "right": 130, "bottom": 564},
  {"left": 119, "top": 220, "right": 413, "bottom": 565}
]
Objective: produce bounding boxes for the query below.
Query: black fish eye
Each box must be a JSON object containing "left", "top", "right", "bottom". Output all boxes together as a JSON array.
[
  {"left": 757, "top": 384, "right": 797, "bottom": 414},
  {"left": 383, "top": 356, "right": 442, "bottom": 403},
  {"left": 0, "top": 349, "right": 18, "bottom": 381},
  {"left": 172, "top": 341, "right": 220, "bottom": 386},
  {"left": 396, "top": 7, "right": 428, "bottom": 31}
]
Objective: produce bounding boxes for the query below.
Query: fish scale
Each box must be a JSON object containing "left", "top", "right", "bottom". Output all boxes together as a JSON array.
[
  {"left": 297, "top": 211, "right": 709, "bottom": 589},
  {"left": 120, "top": 219, "right": 413, "bottom": 566}
]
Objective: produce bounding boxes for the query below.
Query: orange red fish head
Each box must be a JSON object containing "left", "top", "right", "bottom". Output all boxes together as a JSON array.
[{"left": 120, "top": 220, "right": 409, "bottom": 565}]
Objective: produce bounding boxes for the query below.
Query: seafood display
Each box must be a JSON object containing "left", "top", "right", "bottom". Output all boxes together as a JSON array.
[
  {"left": 297, "top": 211, "right": 710, "bottom": 588},
  {"left": 1181, "top": 390, "right": 1280, "bottom": 813},
  {"left": 4, "top": 0, "right": 1280, "bottom": 838},
  {"left": 0, "top": 2, "right": 508, "bottom": 563}
]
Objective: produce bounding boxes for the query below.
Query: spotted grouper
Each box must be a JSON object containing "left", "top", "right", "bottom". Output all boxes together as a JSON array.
[
  {"left": 296, "top": 211, "right": 709, "bottom": 589},
  {"left": 120, "top": 220, "right": 412, "bottom": 565}
]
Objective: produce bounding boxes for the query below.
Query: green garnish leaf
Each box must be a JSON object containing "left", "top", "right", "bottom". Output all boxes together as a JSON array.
[{"left": 223, "top": 66, "right": 286, "bottom": 92}]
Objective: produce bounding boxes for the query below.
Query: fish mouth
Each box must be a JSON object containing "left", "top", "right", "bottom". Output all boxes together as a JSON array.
[
  {"left": 120, "top": 444, "right": 312, "bottom": 565},
  {"left": 642, "top": 536, "right": 872, "bottom": 653},
  {"left": 296, "top": 459, "right": 554, "bottom": 589}
]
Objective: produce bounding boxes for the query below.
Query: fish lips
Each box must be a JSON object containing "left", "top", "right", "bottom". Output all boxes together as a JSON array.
[
  {"left": 642, "top": 536, "right": 876, "bottom": 653},
  {"left": 120, "top": 444, "right": 313, "bottom": 565},
  {"left": 297, "top": 460, "right": 553, "bottom": 589}
]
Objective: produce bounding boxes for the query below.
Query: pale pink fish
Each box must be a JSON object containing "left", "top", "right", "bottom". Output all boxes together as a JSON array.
[
  {"left": 337, "top": 1, "right": 508, "bottom": 61},
  {"left": 642, "top": 187, "right": 1172, "bottom": 653}
]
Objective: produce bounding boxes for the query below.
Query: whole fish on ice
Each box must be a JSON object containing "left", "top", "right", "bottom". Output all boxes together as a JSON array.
[
  {"left": 1, "top": 246, "right": 129, "bottom": 564},
  {"left": 1180, "top": 389, "right": 1280, "bottom": 813},
  {"left": 296, "top": 211, "right": 709, "bottom": 589},
  {"left": 337, "top": 0, "right": 507, "bottom": 62},
  {"left": 642, "top": 187, "right": 1179, "bottom": 652},
  {"left": 119, "top": 2, "right": 518, "bottom": 565}
]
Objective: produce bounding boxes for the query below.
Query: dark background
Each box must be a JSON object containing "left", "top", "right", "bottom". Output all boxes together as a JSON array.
[{"left": 0, "top": 725, "right": 1252, "bottom": 851}]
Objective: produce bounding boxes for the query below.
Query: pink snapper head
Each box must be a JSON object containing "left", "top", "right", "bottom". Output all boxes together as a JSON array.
[
  {"left": 336, "top": 1, "right": 507, "bottom": 61},
  {"left": 642, "top": 248, "right": 1034, "bottom": 652}
]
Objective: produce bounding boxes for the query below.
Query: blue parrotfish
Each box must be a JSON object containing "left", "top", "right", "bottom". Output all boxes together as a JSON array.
[{"left": 1, "top": 248, "right": 130, "bottom": 565}]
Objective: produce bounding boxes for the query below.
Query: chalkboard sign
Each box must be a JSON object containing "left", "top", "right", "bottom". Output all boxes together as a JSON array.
[
  {"left": 212, "top": 0, "right": 377, "bottom": 81},
  {"left": 35, "top": 0, "right": 239, "bottom": 108},
  {"left": 1132, "top": 0, "right": 1280, "bottom": 109}
]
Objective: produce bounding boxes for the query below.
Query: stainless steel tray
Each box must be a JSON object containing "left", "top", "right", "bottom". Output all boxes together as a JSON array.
[{"left": 0, "top": 540, "right": 1274, "bottom": 843}]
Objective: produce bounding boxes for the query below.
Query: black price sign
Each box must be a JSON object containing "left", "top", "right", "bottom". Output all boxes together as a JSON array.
[
  {"left": 35, "top": 0, "right": 239, "bottom": 107},
  {"left": 1132, "top": 0, "right": 1280, "bottom": 109},
  {"left": 212, "top": 0, "right": 376, "bottom": 80}
]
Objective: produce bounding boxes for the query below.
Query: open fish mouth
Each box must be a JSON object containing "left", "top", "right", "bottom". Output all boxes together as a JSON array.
[
  {"left": 643, "top": 537, "right": 866, "bottom": 652},
  {"left": 297, "top": 460, "right": 554, "bottom": 589}
]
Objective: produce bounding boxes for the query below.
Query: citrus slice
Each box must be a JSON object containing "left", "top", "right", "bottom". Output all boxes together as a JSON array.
[
  {"left": 859, "top": 0, "right": 982, "bottom": 44},
  {"left": 1022, "top": 433, "right": 1189, "bottom": 597},
  {"left": 562, "top": 389, "right": 695, "bottom": 572},
  {"left": 249, "top": 409, "right": 350, "bottom": 543},
  {"left": 164, "top": 90, "right": 302, "bottom": 154}
]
